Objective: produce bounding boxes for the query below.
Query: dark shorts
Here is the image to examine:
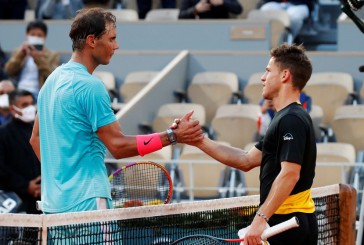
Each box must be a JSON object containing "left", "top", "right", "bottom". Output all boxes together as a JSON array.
[{"left": 267, "top": 212, "right": 318, "bottom": 245}]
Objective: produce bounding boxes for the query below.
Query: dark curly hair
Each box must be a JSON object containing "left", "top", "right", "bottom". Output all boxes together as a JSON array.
[
  {"left": 270, "top": 43, "right": 312, "bottom": 91},
  {"left": 69, "top": 8, "right": 116, "bottom": 51}
]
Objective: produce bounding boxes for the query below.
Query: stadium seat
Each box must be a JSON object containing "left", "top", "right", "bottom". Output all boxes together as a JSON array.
[
  {"left": 360, "top": 84, "right": 364, "bottom": 103},
  {"left": 120, "top": 71, "right": 159, "bottom": 103},
  {"left": 145, "top": 9, "right": 180, "bottom": 21},
  {"left": 187, "top": 71, "right": 240, "bottom": 125},
  {"left": 177, "top": 143, "right": 245, "bottom": 199},
  {"left": 152, "top": 103, "right": 206, "bottom": 133},
  {"left": 211, "top": 104, "right": 260, "bottom": 149},
  {"left": 24, "top": 9, "right": 35, "bottom": 21},
  {"left": 93, "top": 71, "right": 120, "bottom": 107},
  {"left": 237, "top": 0, "right": 260, "bottom": 19},
  {"left": 309, "top": 104, "right": 324, "bottom": 141},
  {"left": 244, "top": 72, "right": 263, "bottom": 104},
  {"left": 313, "top": 142, "right": 356, "bottom": 188},
  {"left": 247, "top": 9, "right": 293, "bottom": 47},
  {"left": 93, "top": 70, "right": 116, "bottom": 91},
  {"left": 109, "top": 9, "right": 139, "bottom": 21},
  {"left": 332, "top": 105, "right": 364, "bottom": 158},
  {"left": 243, "top": 142, "right": 260, "bottom": 195},
  {"left": 149, "top": 102, "right": 206, "bottom": 158},
  {"left": 305, "top": 72, "right": 354, "bottom": 127}
]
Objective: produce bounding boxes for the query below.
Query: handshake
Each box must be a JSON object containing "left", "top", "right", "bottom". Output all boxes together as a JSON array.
[{"left": 168, "top": 110, "right": 204, "bottom": 146}]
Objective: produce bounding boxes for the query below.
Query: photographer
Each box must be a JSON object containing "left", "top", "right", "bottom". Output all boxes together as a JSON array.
[{"left": 4, "top": 20, "right": 60, "bottom": 100}]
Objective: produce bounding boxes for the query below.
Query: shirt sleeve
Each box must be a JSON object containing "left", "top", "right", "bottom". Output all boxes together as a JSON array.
[
  {"left": 278, "top": 114, "right": 308, "bottom": 165},
  {"left": 80, "top": 79, "right": 116, "bottom": 132},
  {"left": 255, "top": 138, "right": 263, "bottom": 151}
]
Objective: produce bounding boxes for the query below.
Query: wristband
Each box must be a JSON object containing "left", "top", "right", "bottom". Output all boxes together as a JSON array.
[
  {"left": 136, "top": 133, "right": 162, "bottom": 156},
  {"left": 256, "top": 211, "right": 269, "bottom": 222}
]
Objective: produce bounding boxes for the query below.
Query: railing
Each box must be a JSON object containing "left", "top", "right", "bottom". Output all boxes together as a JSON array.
[{"left": 105, "top": 158, "right": 362, "bottom": 200}]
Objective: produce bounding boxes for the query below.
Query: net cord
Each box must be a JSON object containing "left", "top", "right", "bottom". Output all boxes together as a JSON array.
[{"left": 0, "top": 184, "right": 339, "bottom": 227}]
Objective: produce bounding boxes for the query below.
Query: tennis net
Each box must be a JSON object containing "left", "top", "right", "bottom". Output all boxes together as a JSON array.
[{"left": 0, "top": 184, "right": 356, "bottom": 244}]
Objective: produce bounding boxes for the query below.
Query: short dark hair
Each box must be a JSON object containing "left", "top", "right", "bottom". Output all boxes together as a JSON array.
[
  {"left": 8, "top": 89, "right": 34, "bottom": 105},
  {"left": 26, "top": 20, "right": 48, "bottom": 36},
  {"left": 69, "top": 8, "right": 116, "bottom": 51},
  {"left": 270, "top": 43, "right": 312, "bottom": 91}
]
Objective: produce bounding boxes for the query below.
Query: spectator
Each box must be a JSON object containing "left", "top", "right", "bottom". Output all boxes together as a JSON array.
[
  {"left": 137, "top": 0, "right": 176, "bottom": 19},
  {"left": 37, "top": 0, "right": 84, "bottom": 20},
  {"left": 257, "top": 92, "right": 312, "bottom": 139},
  {"left": 0, "top": 80, "right": 15, "bottom": 126},
  {"left": 4, "top": 20, "right": 60, "bottom": 100},
  {"left": 179, "top": 0, "right": 243, "bottom": 19},
  {"left": 257, "top": 0, "right": 315, "bottom": 39},
  {"left": 0, "top": 89, "right": 41, "bottom": 214},
  {"left": 0, "top": 0, "right": 28, "bottom": 19}
]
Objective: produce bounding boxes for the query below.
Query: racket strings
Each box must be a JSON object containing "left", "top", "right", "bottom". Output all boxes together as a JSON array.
[{"left": 110, "top": 163, "right": 171, "bottom": 208}]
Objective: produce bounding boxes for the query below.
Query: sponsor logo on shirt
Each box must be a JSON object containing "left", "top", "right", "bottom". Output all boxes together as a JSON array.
[{"left": 283, "top": 133, "right": 294, "bottom": 141}]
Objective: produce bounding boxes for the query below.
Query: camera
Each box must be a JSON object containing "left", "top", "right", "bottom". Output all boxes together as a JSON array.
[
  {"left": 33, "top": 44, "right": 44, "bottom": 51},
  {"left": 27, "top": 36, "right": 44, "bottom": 51}
]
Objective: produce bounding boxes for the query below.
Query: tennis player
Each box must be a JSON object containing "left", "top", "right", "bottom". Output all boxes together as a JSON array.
[
  {"left": 176, "top": 44, "right": 318, "bottom": 245},
  {"left": 29, "top": 8, "right": 203, "bottom": 214}
]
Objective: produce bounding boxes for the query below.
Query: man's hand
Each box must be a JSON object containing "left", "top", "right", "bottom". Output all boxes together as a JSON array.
[
  {"left": 28, "top": 176, "right": 41, "bottom": 198},
  {"left": 244, "top": 215, "right": 268, "bottom": 245},
  {"left": 21, "top": 42, "right": 43, "bottom": 60},
  {"left": 28, "top": 46, "right": 43, "bottom": 60},
  {"left": 172, "top": 111, "right": 204, "bottom": 145},
  {"left": 195, "top": 0, "right": 211, "bottom": 14}
]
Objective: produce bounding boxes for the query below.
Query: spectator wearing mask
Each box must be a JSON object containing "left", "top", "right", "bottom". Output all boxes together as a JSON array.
[
  {"left": 0, "top": 89, "right": 41, "bottom": 214},
  {"left": 4, "top": 20, "right": 60, "bottom": 100},
  {"left": 179, "top": 0, "right": 243, "bottom": 19},
  {"left": 0, "top": 80, "right": 15, "bottom": 126}
]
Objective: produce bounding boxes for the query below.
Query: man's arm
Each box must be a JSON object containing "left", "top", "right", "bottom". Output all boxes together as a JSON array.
[
  {"left": 97, "top": 111, "right": 204, "bottom": 159},
  {"left": 243, "top": 161, "right": 301, "bottom": 245},
  {"left": 194, "top": 137, "right": 262, "bottom": 171},
  {"left": 30, "top": 114, "right": 41, "bottom": 161}
]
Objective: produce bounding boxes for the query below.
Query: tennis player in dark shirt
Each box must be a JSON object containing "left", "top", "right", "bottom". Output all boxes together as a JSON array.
[{"left": 175, "top": 43, "right": 318, "bottom": 245}]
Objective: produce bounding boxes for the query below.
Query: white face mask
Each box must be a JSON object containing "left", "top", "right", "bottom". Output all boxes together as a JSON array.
[
  {"left": 0, "top": 94, "right": 9, "bottom": 109},
  {"left": 13, "top": 105, "right": 37, "bottom": 123}
]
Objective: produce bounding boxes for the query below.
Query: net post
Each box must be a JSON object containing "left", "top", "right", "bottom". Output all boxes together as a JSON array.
[
  {"left": 339, "top": 183, "right": 357, "bottom": 245},
  {"left": 41, "top": 219, "right": 47, "bottom": 245}
]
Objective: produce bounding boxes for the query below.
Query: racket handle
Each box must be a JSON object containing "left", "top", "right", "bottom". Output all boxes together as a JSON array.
[{"left": 261, "top": 216, "right": 299, "bottom": 240}]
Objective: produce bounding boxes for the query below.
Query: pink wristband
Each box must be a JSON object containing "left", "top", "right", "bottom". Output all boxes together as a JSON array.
[{"left": 136, "top": 133, "right": 163, "bottom": 156}]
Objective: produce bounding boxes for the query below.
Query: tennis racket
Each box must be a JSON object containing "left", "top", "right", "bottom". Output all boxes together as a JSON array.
[
  {"left": 109, "top": 161, "right": 173, "bottom": 208},
  {"left": 170, "top": 216, "right": 299, "bottom": 244}
]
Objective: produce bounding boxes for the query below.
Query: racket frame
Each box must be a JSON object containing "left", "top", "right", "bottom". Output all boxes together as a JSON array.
[{"left": 109, "top": 161, "right": 173, "bottom": 205}]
